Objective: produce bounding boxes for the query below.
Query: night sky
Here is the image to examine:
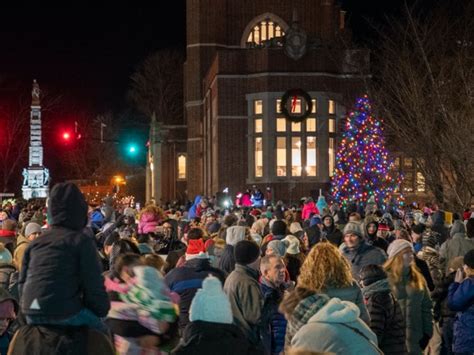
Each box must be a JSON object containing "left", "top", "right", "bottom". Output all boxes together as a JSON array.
[{"left": 0, "top": 1, "right": 439, "bottom": 112}]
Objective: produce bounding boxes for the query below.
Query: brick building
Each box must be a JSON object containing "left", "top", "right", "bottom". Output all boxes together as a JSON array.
[{"left": 182, "top": 0, "right": 372, "bottom": 204}]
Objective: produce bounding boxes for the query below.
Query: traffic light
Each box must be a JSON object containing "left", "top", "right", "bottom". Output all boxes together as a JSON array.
[{"left": 62, "top": 131, "right": 72, "bottom": 142}]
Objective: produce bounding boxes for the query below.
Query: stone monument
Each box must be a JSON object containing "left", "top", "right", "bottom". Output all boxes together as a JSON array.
[{"left": 22, "top": 80, "right": 49, "bottom": 199}]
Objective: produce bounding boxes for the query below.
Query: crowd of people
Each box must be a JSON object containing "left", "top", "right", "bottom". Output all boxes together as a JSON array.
[{"left": 0, "top": 183, "right": 473, "bottom": 354}]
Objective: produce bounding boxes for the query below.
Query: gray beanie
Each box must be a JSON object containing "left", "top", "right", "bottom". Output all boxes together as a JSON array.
[
  {"left": 226, "top": 226, "right": 247, "bottom": 246},
  {"left": 343, "top": 221, "right": 364, "bottom": 239},
  {"left": 267, "top": 240, "right": 289, "bottom": 257},
  {"left": 387, "top": 239, "right": 414, "bottom": 259},
  {"left": 24, "top": 222, "right": 42, "bottom": 238}
]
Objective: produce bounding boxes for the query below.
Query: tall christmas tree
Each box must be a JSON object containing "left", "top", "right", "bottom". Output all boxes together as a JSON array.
[{"left": 331, "top": 95, "right": 402, "bottom": 208}]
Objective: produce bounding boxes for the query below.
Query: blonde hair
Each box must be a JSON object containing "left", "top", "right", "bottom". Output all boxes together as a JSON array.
[
  {"left": 297, "top": 241, "right": 352, "bottom": 292},
  {"left": 384, "top": 251, "right": 426, "bottom": 290}
]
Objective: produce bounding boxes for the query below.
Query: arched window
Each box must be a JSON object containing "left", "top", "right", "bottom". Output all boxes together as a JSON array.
[{"left": 241, "top": 13, "right": 289, "bottom": 48}]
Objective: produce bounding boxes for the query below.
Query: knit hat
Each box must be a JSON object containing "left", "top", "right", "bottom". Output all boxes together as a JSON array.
[
  {"left": 343, "top": 221, "right": 364, "bottom": 239},
  {"left": 378, "top": 223, "right": 390, "bottom": 232},
  {"left": 0, "top": 244, "right": 12, "bottom": 264},
  {"left": 271, "top": 220, "right": 287, "bottom": 236},
  {"left": 1, "top": 220, "right": 16, "bottom": 231},
  {"left": 283, "top": 235, "right": 300, "bottom": 254},
  {"left": 289, "top": 222, "right": 303, "bottom": 235},
  {"left": 422, "top": 233, "right": 438, "bottom": 249},
  {"left": 359, "top": 264, "right": 387, "bottom": 286},
  {"left": 189, "top": 275, "right": 233, "bottom": 324},
  {"left": 226, "top": 226, "right": 247, "bottom": 246},
  {"left": 412, "top": 224, "right": 426, "bottom": 235},
  {"left": 387, "top": 239, "right": 414, "bottom": 259},
  {"left": 24, "top": 222, "right": 42, "bottom": 238},
  {"left": 464, "top": 249, "right": 474, "bottom": 269},
  {"left": 267, "top": 240, "right": 288, "bottom": 257},
  {"left": 234, "top": 240, "right": 260, "bottom": 265}
]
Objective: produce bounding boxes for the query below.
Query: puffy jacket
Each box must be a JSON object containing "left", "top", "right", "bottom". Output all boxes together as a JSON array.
[
  {"left": 391, "top": 272, "right": 433, "bottom": 355},
  {"left": 363, "top": 280, "right": 407, "bottom": 355},
  {"left": 341, "top": 241, "right": 387, "bottom": 282},
  {"left": 302, "top": 202, "right": 319, "bottom": 221},
  {"left": 291, "top": 298, "right": 381, "bottom": 355},
  {"left": 0, "top": 264, "right": 18, "bottom": 300},
  {"left": 137, "top": 212, "right": 159, "bottom": 234},
  {"left": 448, "top": 277, "right": 474, "bottom": 353},
  {"left": 165, "top": 257, "right": 226, "bottom": 330},
  {"left": 18, "top": 183, "right": 109, "bottom": 319},
  {"left": 260, "top": 280, "right": 286, "bottom": 355}
]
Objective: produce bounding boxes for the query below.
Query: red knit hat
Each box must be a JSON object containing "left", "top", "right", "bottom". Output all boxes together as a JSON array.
[
  {"left": 186, "top": 239, "right": 206, "bottom": 255},
  {"left": 378, "top": 224, "right": 390, "bottom": 231}
]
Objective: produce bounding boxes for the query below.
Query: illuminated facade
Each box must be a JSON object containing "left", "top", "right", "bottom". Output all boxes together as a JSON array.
[{"left": 183, "top": 0, "right": 370, "bottom": 201}]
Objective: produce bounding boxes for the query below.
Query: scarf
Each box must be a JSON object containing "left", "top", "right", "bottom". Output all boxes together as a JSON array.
[{"left": 362, "top": 279, "right": 391, "bottom": 298}]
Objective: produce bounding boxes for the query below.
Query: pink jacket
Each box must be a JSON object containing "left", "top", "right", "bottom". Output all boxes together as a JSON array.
[
  {"left": 302, "top": 202, "right": 320, "bottom": 220},
  {"left": 138, "top": 212, "right": 159, "bottom": 234}
]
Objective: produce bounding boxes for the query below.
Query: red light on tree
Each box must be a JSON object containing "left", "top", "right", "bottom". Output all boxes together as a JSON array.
[{"left": 62, "top": 132, "right": 71, "bottom": 140}]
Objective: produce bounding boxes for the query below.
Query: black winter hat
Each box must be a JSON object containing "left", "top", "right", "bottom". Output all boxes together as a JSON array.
[
  {"left": 271, "top": 220, "right": 287, "bottom": 236},
  {"left": 411, "top": 224, "right": 426, "bottom": 235},
  {"left": 234, "top": 240, "right": 260, "bottom": 265},
  {"left": 464, "top": 249, "right": 474, "bottom": 269},
  {"left": 359, "top": 264, "right": 387, "bottom": 286}
]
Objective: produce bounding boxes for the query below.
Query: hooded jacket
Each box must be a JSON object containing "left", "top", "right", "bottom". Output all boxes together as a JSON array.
[
  {"left": 448, "top": 277, "right": 474, "bottom": 353},
  {"left": 439, "top": 232, "right": 474, "bottom": 273},
  {"left": 18, "top": 183, "right": 110, "bottom": 319},
  {"left": 291, "top": 298, "right": 381, "bottom": 355},
  {"left": 364, "top": 221, "right": 388, "bottom": 252},
  {"left": 321, "top": 215, "right": 343, "bottom": 246},
  {"left": 341, "top": 241, "right": 387, "bottom": 282}
]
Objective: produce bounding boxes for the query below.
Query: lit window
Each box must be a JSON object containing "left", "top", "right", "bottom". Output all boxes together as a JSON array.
[
  {"left": 394, "top": 157, "right": 401, "bottom": 169},
  {"left": 403, "top": 172, "right": 414, "bottom": 192},
  {"left": 254, "top": 100, "right": 263, "bottom": 114},
  {"left": 177, "top": 154, "right": 186, "bottom": 180},
  {"left": 291, "top": 98, "right": 302, "bottom": 114},
  {"left": 291, "top": 138, "right": 302, "bottom": 176},
  {"left": 329, "top": 138, "right": 335, "bottom": 176},
  {"left": 329, "top": 100, "right": 336, "bottom": 114},
  {"left": 311, "top": 99, "right": 317, "bottom": 113},
  {"left": 255, "top": 137, "right": 263, "bottom": 177},
  {"left": 306, "top": 118, "right": 316, "bottom": 132},
  {"left": 276, "top": 118, "right": 286, "bottom": 132},
  {"left": 329, "top": 118, "right": 336, "bottom": 133},
  {"left": 276, "top": 99, "right": 282, "bottom": 113},
  {"left": 306, "top": 137, "right": 317, "bottom": 176},
  {"left": 246, "top": 19, "right": 285, "bottom": 46},
  {"left": 291, "top": 122, "right": 301, "bottom": 132},
  {"left": 255, "top": 119, "right": 263, "bottom": 133},
  {"left": 416, "top": 172, "right": 425, "bottom": 192},
  {"left": 276, "top": 137, "right": 287, "bottom": 176}
]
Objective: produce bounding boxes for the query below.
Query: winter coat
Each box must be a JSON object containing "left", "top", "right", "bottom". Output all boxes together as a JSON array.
[
  {"left": 431, "top": 271, "right": 456, "bottom": 321},
  {"left": 18, "top": 183, "right": 110, "bottom": 319},
  {"left": 415, "top": 257, "right": 435, "bottom": 292},
  {"left": 137, "top": 212, "right": 159, "bottom": 234},
  {"left": 241, "top": 193, "right": 252, "bottom": 207},
  {"left": 291, "top": 298, "right": 381, "bottom": 355},
  {"left": 341, "top": 241, "right": 387, "bottom": 282},
  {"left": 173, "top": 320, "right": 249, "bottom": 355},
  {"left": 187, "top": 196, "right": 202, "bottom": 220},
  {"left": 431, "top": 211, "right": 449, "bottom": 244},
  {"left": 218, "top": 245, "right": 236, "bottom": 274},
  {"left": 13, "top": 235, "right": 29, "bottom": 272},
  {"left": 284, "top": 292, "right": 330, "bottom": 348},
  {"left": 439, "top": 232, "right": 474, "bottom": 273},
  {"left": 321, "top": 216, "right": 343, "bottom": 246},
  {"left": 0, "top": 264, "right": 18, "bottom": 300},
  {"left": 448, "top": 277, "right": 474, "bottom": 353},
  {"left": 302, "top": 202, "right": 319, "bottom": 221},
  {"left": 284, "top": 254, "right": 303, "bottom": 282},
  {"left": 417, "top": 246, "right": 443, "bottom": 287},
  {"left": 390, "top": 271, "right": 433, "bottom": 355},
  {"left": 325, "top": 281, "right": 370, "bottom": 324},
  {"left": 260, "top": 280, "right": 286, "bottom": 355},
  {"left": 165, "top": 257, "right": 226, "bottom": 330},
  {"left": 362, "top": 279, "right": 408, "bottom": 355},
  {"left": 224, "top": 264, "right": 264, "bottom": 347}
]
